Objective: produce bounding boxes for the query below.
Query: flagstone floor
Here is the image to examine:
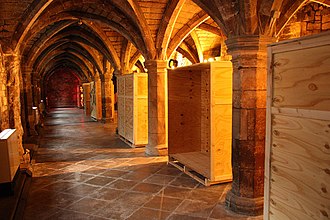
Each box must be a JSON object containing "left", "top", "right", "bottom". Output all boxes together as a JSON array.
[{"left": 23, "top": 108, "right": 262, "bottom": 220}]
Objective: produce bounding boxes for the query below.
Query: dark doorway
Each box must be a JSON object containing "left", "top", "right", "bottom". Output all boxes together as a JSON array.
[{"left": 46, "top": 69, "right": 80, "bottom": 108}]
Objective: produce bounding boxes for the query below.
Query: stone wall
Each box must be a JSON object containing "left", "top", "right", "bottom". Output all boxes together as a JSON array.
[
  {"left": 0, "top": 46, "right": 9, "bottom": 131},
  {"left": 45, "top": 69, "right": 80, "bottom": 108},
  {"left": 279, "top": 2, "right": 330, "bottom": 40}
]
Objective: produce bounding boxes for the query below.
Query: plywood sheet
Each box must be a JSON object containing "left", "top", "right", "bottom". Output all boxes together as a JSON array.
[
  {"left": 168, "top": 61, "right": 233, "bottom": 183},
  {"left": 117, "top": 73, "right": 148, "bottom": 146},
  {"left": 168, "top": 68, "right": 202, "bottom": 154},
  {"left": 269, "top": 114, "right": 330, "bottom": 220},
  {"left": 125, "top": 97, "right": 134, "bottom": 142},
  {"left": 117, "top": 96, "right": 125, "bottom": 137},
  {"left": 272, "top": 45, "right": 330, "bottom": 111},
  {"left": 125, "top": 75, "right": 134, "bottom": 97},
  {"left": 134, "top": 98, "right": 148, "bottom": 145},
  {"left": 136, "top": 75, "right": 148, "bottom": 97},
  {"left": 171, "top": 152, "right": 210, "bottom": 178},
  {"left": 0, "top": 129, "right": 19, "bottom": 183}
]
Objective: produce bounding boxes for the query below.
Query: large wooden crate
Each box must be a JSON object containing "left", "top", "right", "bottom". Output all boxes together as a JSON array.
[
  {"left": 0, "top": 129, "right": 20, "bottom": 184},
  {"left": 82, "top": 83, "right": 91, "bottom": 116},
  {"left": 117, "top": 73, "right": 148, "bottom": 147},
  {"left": 264, "top": 32, "right": 330, "bottom": 220},
  {"left": 168, "top": 61, "right": 233, "bottom": 186}
]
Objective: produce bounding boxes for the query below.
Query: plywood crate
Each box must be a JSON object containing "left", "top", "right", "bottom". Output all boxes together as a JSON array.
[
  {"left": 0, "top": 129, "right": 20, "bottom": 184},
  {"left": 264, "top": 32, "right": 330, "bottom": 220},
  {"left": 82, "top": 83, "right": 91, "bottom": 116},
  {"left": 168, "top": 61, "right": 233, "bottom": 186},
  {"left": 117, "top": 73, "right": 148, "bottom": 147}
]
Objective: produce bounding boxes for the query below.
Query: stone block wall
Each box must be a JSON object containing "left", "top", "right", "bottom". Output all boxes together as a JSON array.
[
  {"left": 45, "top": 68, "right": 80, "bottom": 108},
  {"left": 279, "top": 2, "right": 330, "bottom": 40}
]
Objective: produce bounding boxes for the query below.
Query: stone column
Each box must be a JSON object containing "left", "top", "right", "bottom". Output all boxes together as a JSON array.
[
  {"left": 22, "top": 67, "right": 34, "bottom": 137},
  {"left": 145, "top": 60, "right": 168, "bottom": 156},
  {"left": 101, "top": 68, "right": 115, "bottom": 122},
  {"left": 5, "top": 52, "right": 25, "bottom": 158},
  {"left": 0, "top": 49, "right": 9, "bottom": 131},
  {"left": 224, "top": 35, "right": 274, "bottom": 215}
]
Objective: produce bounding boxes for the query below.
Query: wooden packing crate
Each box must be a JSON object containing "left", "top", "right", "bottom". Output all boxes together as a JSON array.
[
  {"left": 82, "top": 83, "right": 91, "bottom": 116},
  {"left": 168, "top": 61, "right": 233, "bottom": 186},
  {"left": 0, "top": 129, "right": 20, "bottom": 184},
  {"left": 117, "top": 73, "right": 148, "bottom": 147},
  {"left": 264, "top": 32, "right": 330, "bottom": 220}
]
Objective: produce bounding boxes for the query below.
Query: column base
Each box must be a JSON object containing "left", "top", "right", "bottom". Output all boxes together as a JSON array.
[
  {"left": 145, "top": 144, "right": 168, "bottom": 156},
  {"left": 225, "top": 190, "right": 264, "bottom": 216}
]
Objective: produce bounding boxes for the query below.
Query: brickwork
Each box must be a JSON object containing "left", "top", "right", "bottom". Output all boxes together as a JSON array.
[
  {"left": 145, "top": 60, "right": 168, "bottom": 156},
  {"left": 279, "top": 2, "right": 330, "bottom": 40},
  {"left": 225, "top": 35, "right": 275, "bottom": 216},
  {"left": 45, "top": 68, "right": 80, "bottom": 108}
]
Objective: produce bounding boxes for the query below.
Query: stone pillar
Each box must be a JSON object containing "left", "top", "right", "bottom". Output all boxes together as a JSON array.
[
  {"left": 22, "top": 67, "right": 34, "bottom": 137},
  {"left": 5, "top": 52, "right": 25, "bottom": 158},
  {"left": 224, "top": 35, "right": 275, "bottom": 215},
  {"left": 145, "top": 60, "right": 168, "bottom": 156},
  {"left": 0, "top": 48, "right": 9, "bottom": 131},
  {"left": 101, "top": 67, "right": 115, "bottom": 122}
]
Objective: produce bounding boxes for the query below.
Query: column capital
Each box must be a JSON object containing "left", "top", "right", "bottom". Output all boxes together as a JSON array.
[
  {"left": 225, "top": 35, "right": 275, "bottom": 54},
  {"left": 144, "top": 60, "right": 167, "bottom": 70}
]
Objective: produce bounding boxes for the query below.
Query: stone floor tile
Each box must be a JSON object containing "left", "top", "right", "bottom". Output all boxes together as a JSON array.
[
  {"left": 64, "top": 183, "right": 101, "bottom": 195},
  {"left": 126, "top": 207, "right": 171, "bottom": 220},
  {"left": 82, "top": 167, "right": 108, "bottom": 175},
  {"left": 143, "top": 195, "right": 184, "bottom": 212},
  {"left": 88, "top": 187, "right": 125, "bottom": 201},
  {"left": 187, "top": 188, "right": 222, "bottom": 205},
  {"left": 85, "top": 176, "right": 115, "bottom": 186},
  {"left": 43, "top": 180, "right": 79, "bottom": 192},
  {"left": 46, "top": 209, "right": 91, "bottom": 219},
  {"left": 105, "top": 179, "right": 138, "bottom": 190},
  {"left": 209, "top": 204, "right": 252, "bottom": 220},
  {"left": 174, "top": 199, "right": 215, "bottom": 218},
  {"left": 160, "top": 185, "right": 192, "bottom": 199},
  {"left": 23, "top": 205, "right": 61, "bottom": 220},
  {"left": 67, "top": 197, "right": 108, "bottom": 214},
  {"left": 114, "top": 191, "right": 153, "bottom": 206},
  {"left": 156, "top": 166, "right": 183, "bottom": 176},
  {"left": 23, "top": 108, "right": 262, "bottom": 220},
  {"left": 95, "top": 201, "right": 140, "bottom": 219},
  {"left": 100, "top": 169, "right": 130, "bottom": 178},
  {"left": 170, "top": 176, "right": 200, "bottom": 188},
  {"left": 167, "top": 214, "right": 207, "bottom": 220},
  {"left": 144, "top": 174, "right": 176, "bottom": 185},
  {"left": 63, "top": 172, "right": 94, "bottom": 182},
  {"left": 131, "top": 182, "right": 164, "bottom": 194},
  {"left": 121, "top": 171, "right": 154, "bottom": 181}
]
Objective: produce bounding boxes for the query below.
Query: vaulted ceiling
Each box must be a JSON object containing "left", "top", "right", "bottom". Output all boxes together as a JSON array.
[{"left": 0, "top": 0, "right": 328, "bottom": 84}]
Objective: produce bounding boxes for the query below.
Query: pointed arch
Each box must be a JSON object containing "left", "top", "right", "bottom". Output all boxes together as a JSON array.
[
  {"left": 166, "top": 10, "right": 209, "bottom": 59},
  {"left": 156, "top": 0, "right": 186, "bottom": 59},
  {"left": 127, "top": 0, "right": 156, "bottom": 59}
]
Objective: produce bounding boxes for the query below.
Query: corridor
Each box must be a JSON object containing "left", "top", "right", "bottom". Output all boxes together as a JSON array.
[{"left": 23, "top": 108, "right": 261, "bottom": 220}]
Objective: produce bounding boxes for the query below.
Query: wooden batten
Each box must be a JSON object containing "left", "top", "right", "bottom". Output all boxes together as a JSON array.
[
  {"left": 264, "top": 32, "right": 330, "bottom": 220},
  {"left": 117, "top": 73, "right": 148, "bottom": 147},
  {"left": 168, "top": 61, "right": 233, "bottom": 186}
]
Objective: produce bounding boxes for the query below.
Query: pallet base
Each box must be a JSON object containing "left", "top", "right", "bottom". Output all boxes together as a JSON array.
[
  {"left": 119, "top": 136, "right": 145, "bottom": 148},
  {"left": 168, "top": 156, "right": 231, "bottom": 186}
]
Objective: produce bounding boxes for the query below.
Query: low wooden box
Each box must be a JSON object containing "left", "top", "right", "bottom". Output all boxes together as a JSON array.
[
  {"left": 117, "top": 73, "right": 148, "bottom": 147},
  {"left": 0, "top": 129, "right": 20, "bottom": 184},
  {"left": 264, "top": 32, "right": 330, "bottom": 220},
  {"left": 168, "top": 61, "right": 233, "bottom": 186}
]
